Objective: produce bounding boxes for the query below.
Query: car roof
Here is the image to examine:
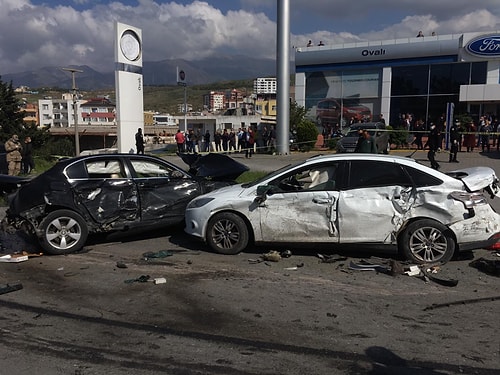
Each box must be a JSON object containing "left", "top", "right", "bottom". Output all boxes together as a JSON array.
[{"left": 304, "top": 153, "right": 418, "bottom": 165}]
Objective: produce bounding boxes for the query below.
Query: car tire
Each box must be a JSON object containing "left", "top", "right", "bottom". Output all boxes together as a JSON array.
[
  {"left": 399, "top": 219, "right": 455, "bottom": 264},
  {"left": 206, "top": 212, "right": 249, "bottom": 255},
  {"left": 39, "top": 210, "right": 89, "bottom": 255}
]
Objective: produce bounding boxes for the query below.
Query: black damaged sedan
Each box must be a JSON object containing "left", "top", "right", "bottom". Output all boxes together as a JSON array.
[{"left": 3, "top": 153, "right": 248, "bottom": 254}]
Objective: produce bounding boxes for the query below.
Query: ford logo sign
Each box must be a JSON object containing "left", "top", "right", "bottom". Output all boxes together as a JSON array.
[{"left": 466, "top": 35, "right": 500, "bottom": 57}]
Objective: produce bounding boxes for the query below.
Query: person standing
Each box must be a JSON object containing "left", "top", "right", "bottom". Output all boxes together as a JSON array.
[
  {"left": 463, "top": 121, "right": 476, "bottom": 152},
  {"left": 245, "top": 128, "right": 255, "bottom": 158},
  {"left": 449, "top": 120, "right": 460, "bottom": 163},
  {"left": 427, "top": 124, "right": 441, "bottom": 170},
  {"left": 214, "top": 130, "right": 222, "bottom": 152},
  {"left": 5, "top": 134, "right": 23, "bottom": 176},
  {"left": 221, "top": 128, "right": 229, "bottom": 153},
  {"left": 203, "top": 130, "right": 211, "bottom": 152},
  {"left": 175, "top": 129, "right": 185, "bottom": 153},
  {"left": 228, "top": 129, "right": 236, "bottom": 153},
  {"left": 135, "top": 128, "right": 145, "bottom": 154},
  {"left": 354, "top": 129, "right": 378, "bottom": 154},
  {"left": 22, "top": 136, "right": 35, "bottom": 174},
  {"left": 479, "top": 118, "right": 492, "bottom": 152}
]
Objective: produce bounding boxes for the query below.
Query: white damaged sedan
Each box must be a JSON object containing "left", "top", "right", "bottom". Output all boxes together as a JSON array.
[{"left": 185, "top": 154, "right": 500, "bottom": 264}]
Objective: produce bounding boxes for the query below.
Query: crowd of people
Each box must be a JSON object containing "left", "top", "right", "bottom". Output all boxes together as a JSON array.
[
  {"left": 171, "top": 126, "right": 277, "bottom": 157},
  {"left": 398, "top": 112, "right": 500, "bottom": 170}
]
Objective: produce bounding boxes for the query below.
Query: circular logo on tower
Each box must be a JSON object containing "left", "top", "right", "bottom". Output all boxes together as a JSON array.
[{"left": 466, "top": 34, "right": 500, "bottom": 57}]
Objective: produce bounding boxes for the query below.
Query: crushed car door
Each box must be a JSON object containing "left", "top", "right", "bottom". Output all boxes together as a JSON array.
[
  {"left": 71, "top": 159, "right": 139, "bottom": 224},
  {"left": 129, "top": 159, "right": 200, "bottom": 223},
  {"left": 258, "top": 163, "right": 341, "bottom": 243},
  {"left": 337, "top": 160, "right": 413, "bottom": 243}
]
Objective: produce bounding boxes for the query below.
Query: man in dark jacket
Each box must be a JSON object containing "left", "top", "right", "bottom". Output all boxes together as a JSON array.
[
  {"left": 22, "top": 136, "right": 34, "bottom": 174},
  {"left": 354, "top": 129, "right": 378, "bottom": 154},
  {"left": 427, "top": 124, "right": 441, "bottom": 170},
  {"left": 449, "top": 121, "right": 460, "bottom": 163}
]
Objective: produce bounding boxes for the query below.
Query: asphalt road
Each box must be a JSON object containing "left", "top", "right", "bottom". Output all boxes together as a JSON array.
[{"left": 0, "top": 148, "right": 499, "bottom": 375}]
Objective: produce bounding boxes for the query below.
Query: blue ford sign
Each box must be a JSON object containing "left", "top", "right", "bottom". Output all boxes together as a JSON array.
[{"left": 466, "top": 35, "right": 500, "bottom": 57}]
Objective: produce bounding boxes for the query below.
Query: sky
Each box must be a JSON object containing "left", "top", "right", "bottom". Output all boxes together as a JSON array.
[{"left": 1, "top": 0, "right": 500, "bottom": 75}]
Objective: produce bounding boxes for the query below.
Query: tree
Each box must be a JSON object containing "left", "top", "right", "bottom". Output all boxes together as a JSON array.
[
  {"left": 0, "top": 77, "right": 25, "bottom": 139},
  {"left": 290, "top": 101, "right": 318, "bottom": 151}
]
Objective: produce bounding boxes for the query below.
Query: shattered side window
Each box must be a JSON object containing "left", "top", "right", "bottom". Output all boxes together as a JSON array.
[
  {"left": 348, "top": 160, "right": 411, "bottom": 189},
  {"left": 85, "top": 159, "right": 124, "bottom": 179},
  {"left": 130, "top": 160, "right": 171, "bottom": 178}
]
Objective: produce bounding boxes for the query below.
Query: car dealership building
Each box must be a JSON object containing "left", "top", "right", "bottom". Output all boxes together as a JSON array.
[{"left": 294, "top": 31, "right": 500, "bottom": 127}]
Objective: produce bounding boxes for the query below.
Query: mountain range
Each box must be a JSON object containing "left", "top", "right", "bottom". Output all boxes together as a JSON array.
[{"left": 2, "top": 56, "right": 278, "bottom": 90}]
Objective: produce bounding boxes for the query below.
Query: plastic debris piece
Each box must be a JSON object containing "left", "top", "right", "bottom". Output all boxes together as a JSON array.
[
  {"left": 124, "top": 275, "right": 151, "bottom": 284},
  {"left": 281, "top": 250, "right": 292, "bottom": 258},
  {"left": 142, "top": 250, "right": 173, "bottom": 260},
  {"left": 0, "top": 254, "right": 28, "bottom": 263},
  {"left": 261, "top": 251, "right": 281, "bottom": 262},
  {"left": 0, "top": 282, "right": 23, "bottom": 295},
  {"left": 152, "top": 277, "right": 167, "bottom": 284},
  {"left": 349, "top": 261, "right": 390, "bottom": 273},
  {"left": 317, "top": 253, "right": 347, "bottom": 263},
  {"left": 405, "top": 265, "right": 421, "bottom": 276}
]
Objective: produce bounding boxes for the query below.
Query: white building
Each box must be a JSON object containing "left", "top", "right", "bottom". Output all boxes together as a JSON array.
[
  {"left": 254, "top": 77, "right": 277, "bottom": 95},
  {"left": 38, "top": 93, "right": 84, "bottom": 128},
  {"left": 295, "top": 31, "right": 500, "bottom": 127}
]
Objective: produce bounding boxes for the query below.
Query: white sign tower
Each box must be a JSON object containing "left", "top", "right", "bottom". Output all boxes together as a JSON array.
[{"left": 114, "top": 22, "right": 144, "bottom": 153}]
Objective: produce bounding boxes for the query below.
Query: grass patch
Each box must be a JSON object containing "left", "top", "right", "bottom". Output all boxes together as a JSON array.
[{"left": 236, "top": 170, "right": 268, "bottom": 184}]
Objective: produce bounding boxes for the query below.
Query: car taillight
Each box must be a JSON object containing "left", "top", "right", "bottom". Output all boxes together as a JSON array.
[
  {"left": 450, "top": 191, "right": 487, "bottom": 209},
  {"left": 486, "top": 233, "right": 500, "bottom": 250}
]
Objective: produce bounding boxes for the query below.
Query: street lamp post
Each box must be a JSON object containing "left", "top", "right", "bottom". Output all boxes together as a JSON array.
[{"left": 62, "top": 67, "right": 83, "bottom": 156}]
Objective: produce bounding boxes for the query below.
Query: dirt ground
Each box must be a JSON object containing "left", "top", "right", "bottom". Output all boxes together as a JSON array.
[{"left": 0, "top": 150, "right": 499, "bottom": 374}]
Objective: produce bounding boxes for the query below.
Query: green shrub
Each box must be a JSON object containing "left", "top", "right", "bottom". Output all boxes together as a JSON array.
[
  {"left": 388, "top": 125, "right": 409, "bottom": 148},
  {"left": 296, "top": 120, "right": 319, "bottom": 152}
]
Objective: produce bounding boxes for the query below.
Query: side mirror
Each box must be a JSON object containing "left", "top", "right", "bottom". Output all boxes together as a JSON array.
[
  {"left": 171, "top": 170, "right": 185, "bottom": 179},
  {"left": 255, "top": 184, "right": 273, "bottom": 203}
]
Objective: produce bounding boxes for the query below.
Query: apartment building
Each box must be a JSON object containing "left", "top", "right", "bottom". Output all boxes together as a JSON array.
[{"left": 254, "top": 77, "right": 277, "bottom": 95}]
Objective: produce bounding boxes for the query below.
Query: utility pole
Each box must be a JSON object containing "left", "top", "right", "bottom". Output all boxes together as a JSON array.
[{"left": 62, "top": 67, "right": 83, "bottom": 155}]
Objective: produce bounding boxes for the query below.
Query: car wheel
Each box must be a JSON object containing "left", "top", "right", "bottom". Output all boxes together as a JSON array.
[
  {"left": 400, "top": 219, "right": 455, "bottom": 264},
  {"left": 39, "top": 210, "right": 89, "bottom": 255},
  {"left": 206, "top": 212, "right": 249, "bottom": 255}
]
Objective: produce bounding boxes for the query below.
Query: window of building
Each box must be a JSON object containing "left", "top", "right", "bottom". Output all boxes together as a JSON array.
[{"left": 391, "top": 65, "right": 429, "bottom": 96}]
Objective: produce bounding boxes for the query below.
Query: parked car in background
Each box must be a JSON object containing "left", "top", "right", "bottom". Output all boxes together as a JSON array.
[
  {"left": 3, "top": 153, "right": 248, "bottom": 255},
  {"left": 185, "top": 154, "right": 500, "bottom": 264},
  {"left": 336, "top": 122, "right": 390, "bottom": 154},
  {"left": 316, "top": 98, "right": 371, "bottom": 127}
]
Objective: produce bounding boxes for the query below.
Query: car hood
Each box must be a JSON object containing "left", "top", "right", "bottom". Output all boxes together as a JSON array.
[
  {"left": 177, "top": 153, "right": 249, "bottom": 180},
  {"left": 446, "top": 167, "right": 500, "bottom": 197}
]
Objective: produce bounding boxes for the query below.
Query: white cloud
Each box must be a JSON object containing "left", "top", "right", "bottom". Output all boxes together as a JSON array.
[{"left": 0, "top": 1, "right": 500, "bottom": 74}]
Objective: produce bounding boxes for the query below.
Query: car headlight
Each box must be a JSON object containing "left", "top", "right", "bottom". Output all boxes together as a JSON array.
[{"left": 187, "top": 197, "right": 215, "bottom": 209}]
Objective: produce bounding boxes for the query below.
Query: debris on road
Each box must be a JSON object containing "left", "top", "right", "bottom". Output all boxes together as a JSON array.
[
  {"left": 124, "top": 275, "right": 166, "bottom": 285},
  {"left": 0, "top": 282, "right": 23, "bottom": 295},
  {"left": 469, "top": 257, "right": 500, "bottom": 276},
  {"left": 261, "top": 250, "right": 281, "bottom": 262},
  {"left": 143, "top": 250, "right": 173, "bottom": 260},
  {"left": 0, "top": 254, "right": 28, "bottom": 263},
  {"left": 317, "top": 253, "right": 347, "bottom": 263},
  {"left": 116, "top": 261, "right": 128, "bottom": 269}
]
